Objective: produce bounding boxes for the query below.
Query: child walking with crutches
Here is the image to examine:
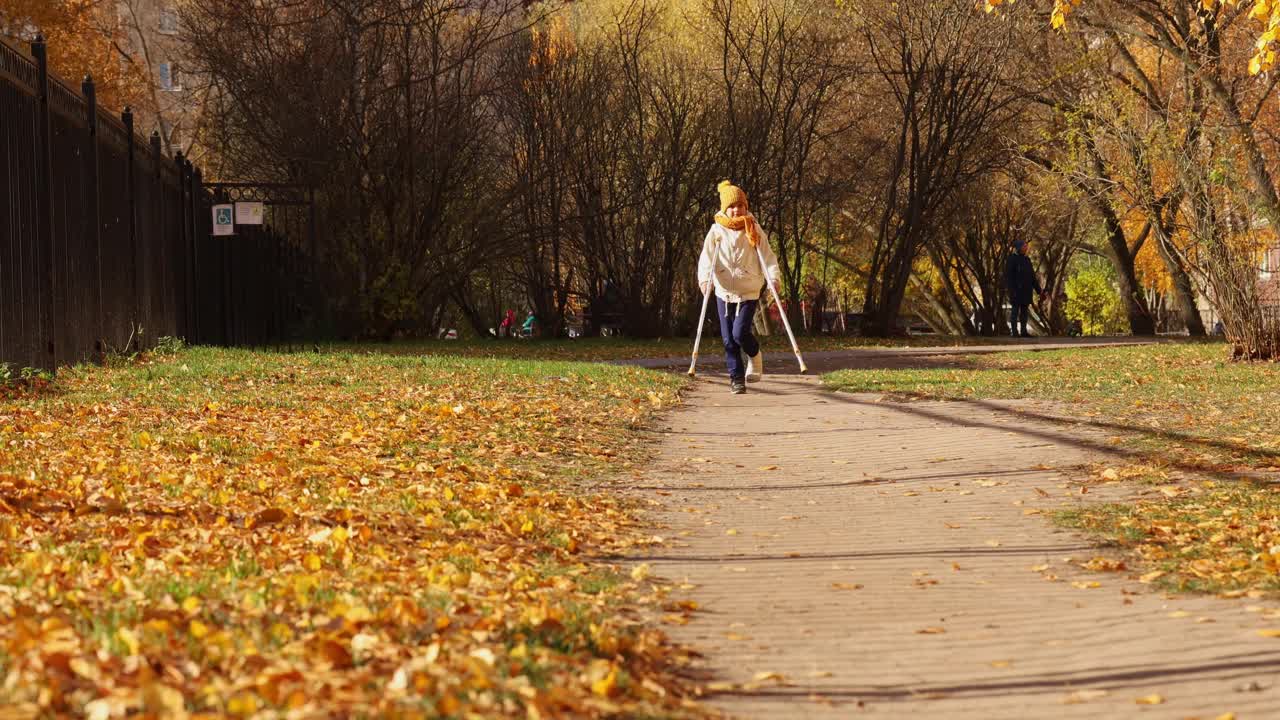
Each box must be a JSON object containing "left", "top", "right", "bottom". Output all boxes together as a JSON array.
[{"left": 696, "top": 180, "right": 782, "bottom": 394}]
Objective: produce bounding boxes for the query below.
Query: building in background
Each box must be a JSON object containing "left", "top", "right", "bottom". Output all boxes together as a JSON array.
[
  {"left": 116, "top": 0, "right": 199, "bottom": 155},
  {"left": 1262, "top": 245, "right": 1280, "bottom": 309},
  {"left": 0, "top": 0, "right": 199, "bottom": 154}
]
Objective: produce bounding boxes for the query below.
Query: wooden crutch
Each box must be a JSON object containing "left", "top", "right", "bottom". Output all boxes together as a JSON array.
[
  {"left": 687, "top": 284, "right": 714, "bottom": 377},
  {"left": 688, "top": 237, "right": 717, "bottom": 377},
  {"left": 756, "top": 244, "right": 808, "bottom": 374}
]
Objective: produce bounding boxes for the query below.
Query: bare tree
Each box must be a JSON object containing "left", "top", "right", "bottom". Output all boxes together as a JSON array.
[
  {"left": 857, "top": 0, "right": 1025, "bottom": 337},
  {"left": 552, "top": 0, "right": 724, "bottom": 337},
  {"left": 182, "top": 0, "right": 530, "bottom": 338},
  {"left": 708, "top": 0, "right": 856, "bottom": 326}
]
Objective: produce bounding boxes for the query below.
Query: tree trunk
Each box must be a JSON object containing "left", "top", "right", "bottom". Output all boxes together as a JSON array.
[
  {"left": 452, "top": 291, "right": 493, "bottom": 339},
  {"left": 909, "top": 275, "right": 965, "bottom": 335},
  {"left": 1092, "top": 199, "right": 1155, "bottom": 335},
  {"left": 1153, "top": 230, "right": 1206, "bottom": 336},
  {"left": 1110, "top": 249, "right": 1156, "bottom": 336}
]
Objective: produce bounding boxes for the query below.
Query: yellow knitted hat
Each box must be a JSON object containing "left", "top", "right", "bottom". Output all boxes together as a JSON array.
[{"left": 718, "top": 180, "right": 748, "bottom": 213}]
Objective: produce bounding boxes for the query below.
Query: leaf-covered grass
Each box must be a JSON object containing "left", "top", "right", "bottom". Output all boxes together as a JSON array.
[
  {"left": 0, "top": 346, "right": 702, "bottom": 717},
  {"left": 326, "top": 333, "right": 1037, "bottom": 362},
  {"left": 1053, "top": 482, "right": 1280, "bottom": 596},
  {"left": 823, "top": 341, "right": 1280, "bottom": 595}
]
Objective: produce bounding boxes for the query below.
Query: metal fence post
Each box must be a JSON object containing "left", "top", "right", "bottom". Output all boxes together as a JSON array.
[
  {"left": 150, "top": 131, "right": 163, "bottom": 335},
  {"left": 218, "top": 187, "right": 232, "bottom": 347},
  {"left": 123, "top": 107, "right": 140, "bottom": 350},
  {"left": 188, "top": 161, "right": 201, "bottom": 345},
  {"left": 175, "top": 152, "right": 189, "bottom": 341},
  {"left": 308, "top": 184, "right": 317, "bottom": 346},
  {"left": 31, "top": 35, "right": 58, "bottom": 370},
  {"left": 82, "top": 75, "right": 104, "bottom": 357}
]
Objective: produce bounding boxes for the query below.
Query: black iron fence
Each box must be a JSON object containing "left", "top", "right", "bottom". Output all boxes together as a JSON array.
[
  {"left": 197, "top": 183, "right": 317, "bottom": 349},
  {"left": 1, "top": 35, "right": 314, "bottom": 372}
]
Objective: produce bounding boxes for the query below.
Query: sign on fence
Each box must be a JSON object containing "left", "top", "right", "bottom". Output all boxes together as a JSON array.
[
  {"left": 235, "top": 201, "right": 264, "bottom": 225},
  {"left": 212, "top": 205, "right": 234, "bottom": 236}
]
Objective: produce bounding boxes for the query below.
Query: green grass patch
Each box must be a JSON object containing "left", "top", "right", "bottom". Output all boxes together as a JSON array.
[{"left": 823, "top": 342, "right": 1280, "bottom": 469}]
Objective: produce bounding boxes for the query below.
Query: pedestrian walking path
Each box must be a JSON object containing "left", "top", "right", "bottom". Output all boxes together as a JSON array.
[
  {"left": 632, "top": 356, "right": 1280, "bottom": 719},
  {"left": 619, "top": 337, "right": 1160, "bottom": 372}
]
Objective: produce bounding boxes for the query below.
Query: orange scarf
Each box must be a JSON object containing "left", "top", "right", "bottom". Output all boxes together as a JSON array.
[{"left": 715, "top": 212, "right": 760, "bottom": 248}]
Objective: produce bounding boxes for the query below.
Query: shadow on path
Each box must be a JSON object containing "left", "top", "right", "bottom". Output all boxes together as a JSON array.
[
  {"left": 706, "top": 650, "right": 1280, "bottom": 702},
  {"left": 808, "top": 387, "right": 1274, "bottom": 485},
  {"left": 632, "top": 467, "right": 1068, "bottom": 492},
  {"left": 609, "top": 543, "right": 1095, "bottom": 564}
]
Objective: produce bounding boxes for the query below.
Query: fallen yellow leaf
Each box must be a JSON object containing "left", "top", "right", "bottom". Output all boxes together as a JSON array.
[
  {"left": 1062, "top": 689, "right": 1109, "bottom": 704},
  {"left": 117, "top": 627, "right": 140, "bottom": 656},
  {"left": 141, "top": 682, "right": 188, "bottom": 720},
  {"left": 591, "top": 665, "right": 619, "bottom": 697},
  {"left": 705, "top": 681, "right": 737, "bottom": 692}
]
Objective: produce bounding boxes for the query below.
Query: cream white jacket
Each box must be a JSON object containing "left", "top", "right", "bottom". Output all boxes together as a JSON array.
[{"left": 696, "top": 221, "right": 782, "bottom": 303}]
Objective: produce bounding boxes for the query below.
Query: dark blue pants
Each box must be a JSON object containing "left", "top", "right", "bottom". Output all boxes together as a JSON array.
[
  {"left": 1010, "top": 304, "right": 1030, "bottom": 335},
  {"left": 717, "top": 298, "right": 759, "bottom": 381}
]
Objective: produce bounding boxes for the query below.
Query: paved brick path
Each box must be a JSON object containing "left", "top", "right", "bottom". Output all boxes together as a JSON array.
[{"left": 633, "top": 353, "right": 1280, "bottom": 719}]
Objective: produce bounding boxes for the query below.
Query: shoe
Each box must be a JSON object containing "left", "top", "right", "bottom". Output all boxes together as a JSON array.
[
  {"left": 745, "top": 352, "right": 763, "bottom": 381},
  {"left": 730, "top": 379, "right": 746, "bottom": 394},
  {"left": 1020, "top": 332, "right": 1032, "bottom": 338}
]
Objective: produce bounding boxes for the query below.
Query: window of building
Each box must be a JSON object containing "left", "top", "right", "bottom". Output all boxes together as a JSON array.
[
  {"left": 1265, "top": 247, "right": 1280, "bottom": 274},
  {"left": 158, "top": 62, "right": 183, "bottom": 92},
  {"left": 159, "top": 8, "right": 180, "bottom": 34}
]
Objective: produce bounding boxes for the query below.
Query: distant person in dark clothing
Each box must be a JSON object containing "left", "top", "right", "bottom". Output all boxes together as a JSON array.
[{"left": 1005, "top": 239, "right": 1046, "bottom": 338}]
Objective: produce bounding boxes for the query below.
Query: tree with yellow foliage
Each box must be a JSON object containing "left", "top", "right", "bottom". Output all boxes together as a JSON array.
[
  {"left": 986, "top": 0, "right": 1280, "bottom": 233},
  {"left": 986, "top": 0, "right": 1280, "bottom": 73},
  {"left": 0, "top": 0, "right": 145, "bottom": 112},
  {"left": 998, "top": 0, "right": 1280, "bottom": 353}
]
